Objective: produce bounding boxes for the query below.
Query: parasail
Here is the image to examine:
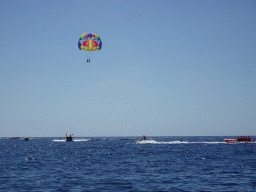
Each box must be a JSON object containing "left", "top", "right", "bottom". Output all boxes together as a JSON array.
[{"left": 78, "top": 33, "right": 102, "bottom": 51}]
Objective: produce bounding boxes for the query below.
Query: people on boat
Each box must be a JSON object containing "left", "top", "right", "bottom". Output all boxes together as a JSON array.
[
  {"left": 236, "top": 136, "right": 252, "bottom": 142},
  {"left": 143, "top": 135, "right": 146, "bottom": 140},
  {"left": 225, "top": 136, "right": 254, "bottom": 143}
]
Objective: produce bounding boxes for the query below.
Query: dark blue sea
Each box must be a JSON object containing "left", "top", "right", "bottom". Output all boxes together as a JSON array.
[{"left": 1, "top": 136, "right": 256, "bottom": 192}]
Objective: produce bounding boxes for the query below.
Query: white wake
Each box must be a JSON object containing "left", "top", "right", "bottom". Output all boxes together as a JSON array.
[
  {"left": 53, "top": 139, "right": 90, "bottom": 142},
  {"left": 137, "top": 140, "right": 225, "bottom": 144}
]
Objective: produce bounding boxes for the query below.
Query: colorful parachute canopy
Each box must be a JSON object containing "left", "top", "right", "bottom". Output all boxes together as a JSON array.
[{"left": 78, "top": 33, "right": 102, "bottom": 51}]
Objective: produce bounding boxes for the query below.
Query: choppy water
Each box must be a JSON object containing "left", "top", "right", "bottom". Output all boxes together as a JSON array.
[{"left": 1, "top": 136, "right": 256, "bottom": 191}]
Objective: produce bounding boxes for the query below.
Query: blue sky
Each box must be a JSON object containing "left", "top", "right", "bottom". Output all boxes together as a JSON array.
[{"left": 1, "top": 0, "right": 256, "bottom": 137}]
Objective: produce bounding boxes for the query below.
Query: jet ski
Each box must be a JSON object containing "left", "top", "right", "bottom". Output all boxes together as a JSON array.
[{"left": 138, "top": 135, "right": 146, "bottom": 142}]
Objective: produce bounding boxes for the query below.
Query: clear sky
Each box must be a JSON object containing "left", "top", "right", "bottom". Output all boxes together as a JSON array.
[{"left": 1, "top": 0, "right": 256, "bottom": 137}]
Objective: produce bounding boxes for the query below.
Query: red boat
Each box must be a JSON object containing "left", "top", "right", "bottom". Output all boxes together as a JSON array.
[{"left": 224, "top": 136, "right": 254, "bottom": 143}]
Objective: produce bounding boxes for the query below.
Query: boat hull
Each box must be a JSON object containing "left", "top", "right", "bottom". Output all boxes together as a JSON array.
[
  {"left": 65, "top": 137, "right": 73, "bottom": 141},
  {"left": 224, "top": 139, "right": 255, "bottom": 143}
]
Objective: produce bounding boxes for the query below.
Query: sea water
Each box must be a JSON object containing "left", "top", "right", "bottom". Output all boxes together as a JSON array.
[{"left": 0, "top": 136, "right": 255, "bottom": 191}]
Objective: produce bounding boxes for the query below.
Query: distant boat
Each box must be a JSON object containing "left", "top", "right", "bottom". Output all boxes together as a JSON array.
[
  {"left": 9, "top": 137, "right": 20, "bottom": 139},
  {"left": 224, "top": 136, "right": 254, "bottom": 143},
  {"left": 65, "top": 133, "right": 73, "bottom": 141},
  {"left": 24, "top": 137, "right": 29, "bottom": 141}
]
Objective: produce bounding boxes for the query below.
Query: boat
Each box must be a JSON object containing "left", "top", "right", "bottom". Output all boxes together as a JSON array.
[
  {"left": 9, "top": 137, "right": 20, "bottom": 139},
  {"left": 24, "top": 137, "right": 29, "bottom": 141},
  {"left": 224, "top": 136, "right": 254, "bottom": 143},
  {"left": 65, "top": 132, "right": 73, "bottom": 141}
]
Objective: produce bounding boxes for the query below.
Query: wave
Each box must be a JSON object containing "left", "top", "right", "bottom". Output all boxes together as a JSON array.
[
  {"left": 52, "top": 139, "right": 66, "bottom": 142},
  {"left": 74, "top": 139, "right": 90, "bottom": 142},
  {"left": 137, "top": 140, "right": 226, "bottom": 144},
  {"left": 53, "top": 139, "right": 90, "bottom": 142},
  {"left": 191, "top": 142, "right": 226, "bottom": 144}
]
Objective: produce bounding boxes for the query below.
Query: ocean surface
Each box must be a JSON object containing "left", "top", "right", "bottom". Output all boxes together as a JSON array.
[{"left": 0, "top": 136, "right": 256, "bottom": 192}]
